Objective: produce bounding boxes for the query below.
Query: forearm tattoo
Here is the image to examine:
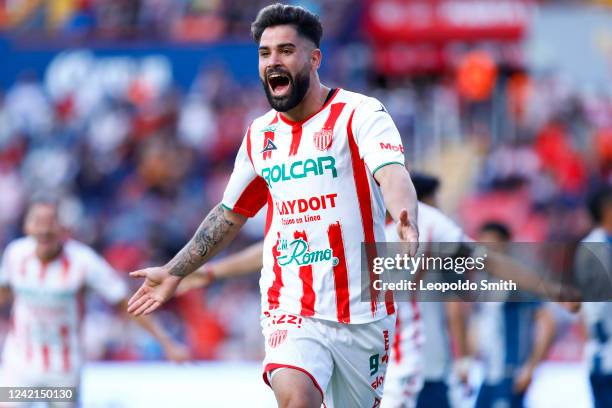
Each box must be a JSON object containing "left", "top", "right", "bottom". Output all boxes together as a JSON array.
[{"left": 168, "top": 204, "right": 235, "bottom": 277}]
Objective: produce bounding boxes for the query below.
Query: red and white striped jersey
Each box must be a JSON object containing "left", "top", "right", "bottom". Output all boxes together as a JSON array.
[
  {"left": 0, "top": 237, "right": 127, "bottom": 375},
  {"left": 222, "top": 88, "right": 405, "bottom": 324}
]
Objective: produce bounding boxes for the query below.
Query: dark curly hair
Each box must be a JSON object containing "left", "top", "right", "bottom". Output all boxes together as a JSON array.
[{"left": 251, "top": 3, "right": 323, "bottom": 48}]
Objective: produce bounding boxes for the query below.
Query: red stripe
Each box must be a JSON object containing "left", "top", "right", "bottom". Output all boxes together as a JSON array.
[
  {"left": 267, "top": 233, "right": 283, "bottom": 310},
  {"left": 61, "top": 255, "right": 70, "bottom": 281},
  {"left": 279, "top": 88, "right": 340, "bottom": 126},
  {"left": 410, "top": 299, "right": 421, "bottom": 345},
  {"left": 385, "top": 290, "right": 395, "bottom": 314},
  {"left": 346, "top": 109, "right": 379, "bottom": 315},
  {"left": 263, "top": 363, "right": 325, "bottom": 403},
  {"left": 327, "top": 222, "right": 350, "bottom": 323},
  {"left": 289, "top": 125, "right": 303, "bottom": 156},
  {"left": 263, "top": 115, "right": 279, "bottom": 160},
  {"left": 393, "top": 311, "right": 402, "bottom": 363},
  {"left": 60, "top": 325, "right": 71, "bottom": 372},
  {"left": 294, "top": 230, "right": 315, "bottom": 316},
  {"left": 264, "top": 193, "right": 274, "bottom": 238},
  {"left": 323, "top": 103, "right": 346, "bottom": 128},
  {"left": 42, "top": 343, "right": 50, "bottom": 371},
  {"left": 232, "top": 177, "right": 269, "bottom": 217}
]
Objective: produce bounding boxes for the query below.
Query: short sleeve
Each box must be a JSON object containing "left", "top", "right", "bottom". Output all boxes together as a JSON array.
[
  {"left": 84, "top": 249, "right": 128, "bottom": 305},
  {"left": 222, "top": 126, "right": 269, "bottom": 217},
  {"left": 351, "top": 97, "right": 405, "bottom": 175}
]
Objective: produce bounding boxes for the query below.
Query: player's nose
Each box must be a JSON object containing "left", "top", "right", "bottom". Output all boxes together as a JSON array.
[{"left": 266, "top": 51, "right": 283, "bottom": 70}]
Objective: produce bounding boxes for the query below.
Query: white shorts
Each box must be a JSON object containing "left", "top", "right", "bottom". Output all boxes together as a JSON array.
[
  {"left": 261, "top": 311, "right": 396, "bottom": 408},
  {"left": 380, "top": 349, "right": 423, "bottom": 408},
  {"left": 380, "top": 304, "right": 424, "bottom": 408}
]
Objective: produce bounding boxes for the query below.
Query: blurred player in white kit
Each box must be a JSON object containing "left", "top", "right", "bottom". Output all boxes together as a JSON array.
[{"left": 0, "top": 200, "right": 189, "bottom": 406}]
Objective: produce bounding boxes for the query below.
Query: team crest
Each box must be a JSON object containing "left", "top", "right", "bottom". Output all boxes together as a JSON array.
[
  {"left": 268, "top": 329, "right": 288, "bottom": 348},
  {"left": 313, "top": 128, "right": 333, "bottom": 151}
]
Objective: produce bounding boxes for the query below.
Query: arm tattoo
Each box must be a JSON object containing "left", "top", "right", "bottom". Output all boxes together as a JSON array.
[{"left": 168, "top": 204, "right": 235, "bottom": 277}]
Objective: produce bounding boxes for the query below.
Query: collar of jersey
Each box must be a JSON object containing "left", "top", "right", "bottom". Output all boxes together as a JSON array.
[{"left": 278, "top": 88, "right": 341, "bottom": 126}]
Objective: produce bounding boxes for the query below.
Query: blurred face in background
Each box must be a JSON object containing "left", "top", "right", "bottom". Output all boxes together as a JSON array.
[
  {"left": 258, "top": 24, "right": 319, "bottom": 112},
  {"left": 24, "top": 203, "right": 64, "bottom": 262},
  {"left": 477, "top": 228, "right": 510, "bottom": 254}
]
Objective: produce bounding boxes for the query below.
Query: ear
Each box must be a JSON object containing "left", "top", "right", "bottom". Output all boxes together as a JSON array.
[{"left": 311, "top": 48, "right": 322, "bottom": 70}]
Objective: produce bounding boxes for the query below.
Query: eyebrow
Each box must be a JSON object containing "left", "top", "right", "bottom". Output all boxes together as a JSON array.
[{"left": 258, "top": 42, "right": 297, "bottom": 51}]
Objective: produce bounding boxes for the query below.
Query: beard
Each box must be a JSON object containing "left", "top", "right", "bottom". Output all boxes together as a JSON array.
[{"left": 262, "top": 66, "right": 310, "bottom": 112}]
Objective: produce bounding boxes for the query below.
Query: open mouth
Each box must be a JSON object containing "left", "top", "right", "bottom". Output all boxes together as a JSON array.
[{"left": 267, "top": 73, "right": 291, "bottom": 96}]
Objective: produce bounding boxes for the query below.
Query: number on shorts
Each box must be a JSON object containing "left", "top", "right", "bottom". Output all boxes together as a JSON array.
[{"left": 369, "top": 354, "right": 379, "bottom": 376}]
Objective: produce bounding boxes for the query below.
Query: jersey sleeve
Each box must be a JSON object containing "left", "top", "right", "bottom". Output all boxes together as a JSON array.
[
  {"left": 83, "top": 248, "right": 128, "bottom": 305},
  {"left": 222, "top": 126, "right": 269, "bottom": 217},
  {"left": 351, "top": 97, "right": 406, "bottom": 175}
]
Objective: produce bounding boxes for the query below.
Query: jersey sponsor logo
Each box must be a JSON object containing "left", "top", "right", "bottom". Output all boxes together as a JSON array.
[
  {"left": 313, "top": 128, "right": 333, "bottom": 151},
  {"left": 268, "top": 329, "right": 287, "bottom": 348},
  {"left": 261, "top": 156, "right": 337, "bottom": 186},
  {"left": 277, "top": 238, "right": 339, "bottom": 267},
  {"left": 275, "top": 193, "right": 338, "bottom": 215},
  {"left": 261, "top": 138, "right": 278, "bottom": 153},
  {"left": 379, "top": 142, "right": 404, "bottom": 153},
  {"left": 381, "top": 329, "right": 390, "bottom": 364},
  {"left": 371, "top": 375, "right": 385, "bottom": 390},
  {"left": 268, "top": 313, "right": 303, "bottom": 328}
]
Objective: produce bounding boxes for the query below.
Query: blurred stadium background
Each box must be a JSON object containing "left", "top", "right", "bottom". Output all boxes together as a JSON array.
[{"left": 1, "top": 0, "right": 612, "bottom": 406}]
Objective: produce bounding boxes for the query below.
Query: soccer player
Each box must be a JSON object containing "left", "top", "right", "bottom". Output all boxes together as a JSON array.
[
  {"left": 0, "top": 200, "right": 190, "bottom": 406},
  {"left": 474, "top": 222, "right": 556, "bottom": 408},
  {"left": 570, "top": 185, "right": 612, "bottom": 408},
  {"left": 127, "top": 4, "right": 419, "bottom": 407}
]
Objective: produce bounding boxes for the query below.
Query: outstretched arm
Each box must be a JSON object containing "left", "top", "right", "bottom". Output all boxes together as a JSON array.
[
  {"left": 514, "top": 306, "right": 556, "bottom": 393},
  {"left": 116, "top": 299, "right": 190, "bottom": 363},
  {"left": 127, "top": 204, "right": 246, "bottom": 315},
  {"left": 177, "top": 241, "right": 264, "bottom": 294},
  {"left": 375, "top": 164, "right": 419, "bottom": 251}
]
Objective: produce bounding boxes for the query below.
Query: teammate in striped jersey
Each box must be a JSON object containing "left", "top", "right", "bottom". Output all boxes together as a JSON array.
[
  {"left": 127, "top": 4, "right": 419, "bottom": 407},
  {"left": 0, "top": 200, "right": 189, "bottom": 405}
]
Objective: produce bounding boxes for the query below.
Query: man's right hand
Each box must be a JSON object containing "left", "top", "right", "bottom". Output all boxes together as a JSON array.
[{"left": 127, "top": 267, "right": 182, "bottom": 316}]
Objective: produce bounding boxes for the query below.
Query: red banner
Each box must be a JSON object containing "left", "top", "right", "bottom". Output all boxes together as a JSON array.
[{"left": 364, "top": 0, "right": 534, "bottom": 43}]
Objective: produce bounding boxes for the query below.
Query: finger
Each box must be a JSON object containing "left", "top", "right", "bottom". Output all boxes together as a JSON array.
[
  {"left": 141, "top": 299, "right": 162, "bottom": 315},
  {"left": 127, "top": 291, "right": 150, "bottom": 313},
  {"left": 129, "top": 269, "right": 147, "bottom": 279},
  {"left": 127, "top": 286, "right": 147, "bottom": 307},
  {"left": 132, "top": 298, "right": 157, "bottom": 316}
]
